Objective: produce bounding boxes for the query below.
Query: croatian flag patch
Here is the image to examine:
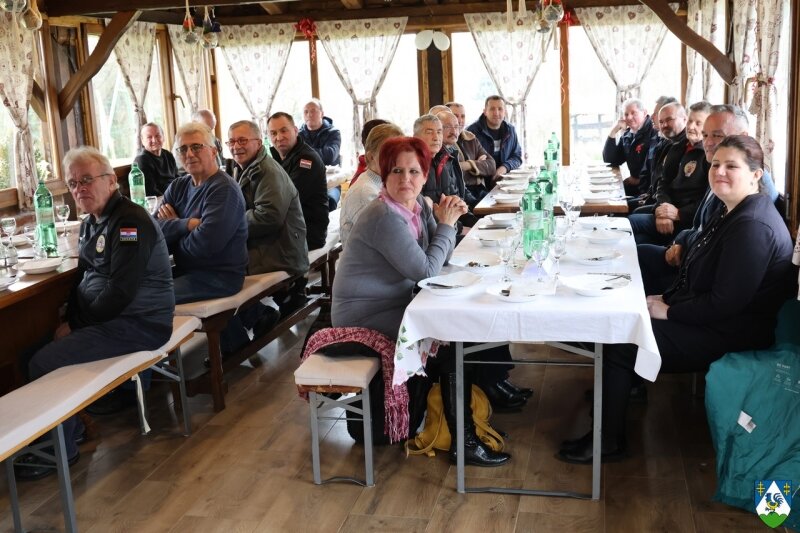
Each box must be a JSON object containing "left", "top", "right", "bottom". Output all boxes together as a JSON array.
[
  {"left": 299, "top": 158, "right": 313, "bottom": 169},
  {"left": 120, "top": 227, "right": 138, "bottom": 242}
]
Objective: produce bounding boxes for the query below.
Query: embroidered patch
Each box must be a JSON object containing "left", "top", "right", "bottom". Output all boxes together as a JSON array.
[
  {"left": 95, "top": 234, "right": 106, "bottom": 254},
  {"left": 299, "top": 158, "right": 313, "bottom": 169},
  {"left": 635, "top": 143, "right": 643, "bottom": 154},
  {"left": 120, "top": 227, "right": 138, "bottom": 243},
  {"left": 683, "top": 161, "right": 697, "bottom": 177}
]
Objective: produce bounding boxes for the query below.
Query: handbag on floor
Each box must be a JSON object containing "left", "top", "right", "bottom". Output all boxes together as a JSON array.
[{"left": 406, "top": 383, "right": 505, "bottom": 457}]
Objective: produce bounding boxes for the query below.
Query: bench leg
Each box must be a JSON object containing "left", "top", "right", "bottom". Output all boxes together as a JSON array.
[
  {"left": 174, "top": 348, "right": 192, "bottom": 436},
  {"left": 5, "top": 459, "right": 23, "bottom": 533},
  {"left": 133, "top": 374, "right": 151, "bottom": 435},
  {"left": 309, "top": 391, "right": 322, "bottom": 485},
  {"left": 362, "top": 386, "right": 374, "bottom": 487},
  {"left": 206, "top": 330, "right": 226, "bottom": 411},
  {"left": 51, "top": 425, "right": 78, "bottom": 533}
]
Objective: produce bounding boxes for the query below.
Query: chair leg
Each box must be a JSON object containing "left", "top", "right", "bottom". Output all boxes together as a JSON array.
[
  {"left": 361, "top": 386, "right": 374, "bottom": 487},
  {"left": 206, "top": 330, "right": 226, "bottom": 411},
  {"left": 173, "top": 348, "right": 192, "bottom": 436},
  {"left": 309, "top": 391, "right": 322, "bottom": 485},
  {"left": 51, "top": 425, "right": 78, "bottom": 533},
  {"left": 133, "top": 374, "right": 151, "bottom": 435},
  {"left": 5, "top": 459, "right": 22, "bottom": 533}
]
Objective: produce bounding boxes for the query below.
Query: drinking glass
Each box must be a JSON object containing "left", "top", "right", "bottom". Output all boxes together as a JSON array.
[
  {"left": 0, "top": 217, "right": 15, "bottom": 245},
  {"left": 553, "top": 215, "right": 569, "bottom": 237},
  {"left": 498, "top": 229, "right": 516, "bottom": 282},
  {"left": 145, "top": 196, "right": 159, "bottom": 215},
  {"left": 550, "top": 234, "right": 567, "bottom": 279},
  {"left": 56, "top": 204, "right": 70, "bottom": 237},
  {"left": 530, "top": 239, "right": 550, "bottom": 281}
]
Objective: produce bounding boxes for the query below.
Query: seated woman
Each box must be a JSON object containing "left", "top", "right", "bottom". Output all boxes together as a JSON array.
[
  {"left": 558, "top": 135, "right": 796, "bottom": 464},
  {"left": 332, "top": 136, "right": 510, "bottom": 467}
]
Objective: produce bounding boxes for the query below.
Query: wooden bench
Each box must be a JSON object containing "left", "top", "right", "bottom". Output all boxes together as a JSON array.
[{"left": 0, "top": 315, "right": 199, "bottom": 533}]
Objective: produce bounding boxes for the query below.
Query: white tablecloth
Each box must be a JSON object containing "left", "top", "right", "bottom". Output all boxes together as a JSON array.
[{"left": 392, "top": 218, "right": 662, "bottom": 385}]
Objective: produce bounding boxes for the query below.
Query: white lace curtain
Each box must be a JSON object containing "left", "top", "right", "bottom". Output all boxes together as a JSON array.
[
  {"left": 574, "top": 4, "right": 677, "bottom": 116},
  {"left": 113, "top": 21, "right": 156, "bottom": 129},
  {"left": 464, "top": 12, "right": 550, "bottom": 163},
  {"left": 0, "top": 13, "right": 36, "bottom": 208},
  {"left": 219, "top": 23, "right": 296, "bottom": 134},
  {"left": 731, "top": 0, "right": 787, "bottom": 170},
  {"left": 168, "top": 26, "right": 205, "bottom": 113},
  {"left": 685, "top": 0, "right": 725, "bottom": 104},
  {"left": 316, "top": 17, "right": 407, "bottom": 158}
]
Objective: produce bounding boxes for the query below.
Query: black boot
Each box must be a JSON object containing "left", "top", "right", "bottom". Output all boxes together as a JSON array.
[{"left": 441, "top": 373, "right": 510, "bottom": 467}]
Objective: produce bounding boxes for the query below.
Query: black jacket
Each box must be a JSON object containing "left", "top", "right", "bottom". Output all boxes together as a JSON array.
[
  {"left": 133, "top": 149, "right": 178, "bottom": 197},
  {"left": 655, "top": 141, "right": 709, "bottom": 230},
  {"left": 645, "top": 129, "right": 688, "bottom": 199},
  {"left": 602, "top": 116, "right": 659, "bottom": 180},
  {"left": 298, "top": 117, "right": 342, "bottom": 166},
  {"left": 271, "top": 137, "right": 329, "bottom": 250}
]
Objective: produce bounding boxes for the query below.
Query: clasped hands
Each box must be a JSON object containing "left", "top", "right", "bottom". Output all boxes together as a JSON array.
[
  {"left": 654, "top": 203, "right": 679, "bottom": 235},
  {"left": 433, "top": 194, "right": 468, "bottom": 227},
  {"left": 157, "top": 203, "right": 202, "bottom": 231},
  {"left": 646, "top": 295, "right": 669, "bottom": 320}
]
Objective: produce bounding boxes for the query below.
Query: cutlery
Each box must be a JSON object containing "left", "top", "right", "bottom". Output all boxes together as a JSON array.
[
  {"left": 607, "top": 227, "right": 632, "bottom": 234},
  {"left": 586, "top": 272, "right": 631, "bottom": 280},
  {"left": 426, "top": 282, "right": 464, "bottom": 289}
]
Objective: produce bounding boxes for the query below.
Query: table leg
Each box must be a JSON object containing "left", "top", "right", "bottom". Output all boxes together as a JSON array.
[
  {"left": 592, "top": 343, "right": 603, "bottom": 500},
  {"left": 456, "top": 341, "right": 466, "bottom": 494}
]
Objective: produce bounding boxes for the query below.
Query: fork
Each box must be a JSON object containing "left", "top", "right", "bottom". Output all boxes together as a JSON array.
[{"left": 426, "top": 282, "right": 464, "bottom": 289}]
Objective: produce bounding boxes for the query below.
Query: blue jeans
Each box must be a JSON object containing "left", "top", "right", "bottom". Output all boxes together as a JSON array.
[
  {"left": 327, "top": 186, "right": 341, "bottom": 211},
  {"left": 637, "top": 244, "right": 678, "bottom": 295},
  {"left": 29, "top": 316, "right": 171, "bottom": 458}
]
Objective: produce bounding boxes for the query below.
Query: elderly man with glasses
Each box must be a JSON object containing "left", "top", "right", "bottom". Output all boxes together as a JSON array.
[
  {"left": 157, "top": 122, "right": 248, "bottom": 351},
  {"left": 16, "top": 146, "right": 174, "bottom": 480}
]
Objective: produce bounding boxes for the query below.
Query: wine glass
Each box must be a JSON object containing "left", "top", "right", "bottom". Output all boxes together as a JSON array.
[
  {"left": 530, "top": 239, "right": 550, "bottom": 282},
  {"left": 56, "top": 204, "right": 70, "bottom": 238},
  {"left": 550, "top": 234, "right": 567, "bottom": 279},
  {"left": 497, "top": 229, "right": 516, "bottom": 282},
  {"left": 1, "top": 217, "right": 16, "bottom": 245},
  {"left": 145, "top": 196, "right": 159, "bottom": 215}
]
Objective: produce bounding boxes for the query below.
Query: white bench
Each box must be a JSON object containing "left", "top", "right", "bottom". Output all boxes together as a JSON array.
[
  {"left": 294, "top": 352, "right": 380, "bottom": 487},
  {"left": 0, "top": 315, "right": 199, "bottom": 533},
  {"left": 174, "top": 271, "right": 291, "bottom": 411}
]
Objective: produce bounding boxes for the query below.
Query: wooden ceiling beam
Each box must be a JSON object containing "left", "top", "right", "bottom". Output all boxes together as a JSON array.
[
  {"left": 340, "top": 0, "right": 363, "bottom": 9},
  {"left": 260, "top": 2, "right": 286, "bottom": 15},
  {"left": 640, "top": 0, "right": 734, "bottom": 84},
  {"left": 57, "top": 11, "right": 142, "bottom": 119}
]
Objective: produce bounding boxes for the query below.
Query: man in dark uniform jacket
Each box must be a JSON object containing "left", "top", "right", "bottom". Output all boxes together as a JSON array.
[
  {"left": 602, "top": 98, "right": 660, "bottom": 196},
  {"left": 17, "top": 146, "right": 174, "bottom": 480},
  {"left": 267, "top": 111, "right": 329, "bottom": 250}
]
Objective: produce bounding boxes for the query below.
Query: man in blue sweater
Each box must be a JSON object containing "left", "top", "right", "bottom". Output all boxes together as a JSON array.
[
  {"left": 466, "top": 95, "right": 522, "bottom": 183},
  {"left": 157, "top": 122, "right": 248, "bottom": 307}
]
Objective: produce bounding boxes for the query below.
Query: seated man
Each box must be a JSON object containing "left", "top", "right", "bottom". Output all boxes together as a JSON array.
[
  {"left": 413, "top": 114, "right": 465, "bottom": 204},
  {"left": 134, "top": 122, "right": 178, "bottom": 196},
  {"left": 267, "top": 112, "right": 329, "bottom": 250},
  {"left": 447, "top": 101, "right": 496, "bottom": 198},
  {"left": 602, "top": 98, "right": 660, "bottom": 196},
  {"left": 630, "top": 102, "right": 710, "bottom": 245},
  {"left": 436, "top": 110, "right": 480, "bottom": 210},
  {"left": 629, "top": 95, "right": 678, "bottom": 208},
  {"left": 467, "top": 95, "right": 522, "bottom": 182},
  {"left": 228, "top": 119, "right": 310, "bottom": 320},
  {"left": 638, "top": 104, "right": 781, "bottom": 294},
  {"left": 298, "top": 99, "right": 343, "bottom": 210},
  {"left": 157, "top": 121, "right": 248, "bottom": 308},
  {"left": 192, "top": 109, "right": 225, "bottom": 168},
  {"left": 17, "top": 147, "right": 174, "bottom": 479},
  {"left": 339, "top": 122, "right": 404, "bottom": 246}
]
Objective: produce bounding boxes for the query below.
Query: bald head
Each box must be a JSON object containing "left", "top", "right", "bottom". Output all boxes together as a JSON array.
[{"left": 658, "top": 103, "right": 687, "bottom": 139}]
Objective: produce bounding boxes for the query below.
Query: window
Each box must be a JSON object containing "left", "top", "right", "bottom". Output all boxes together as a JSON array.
[
  {"left": 172, "top": 53, "right": 207, "bottom": 133},
  {"left": 769, "top": 1, "right": 791, "bottom": 192},
  {"left": 639, "top": 30, "right": 682, "bottom": 107},
  {"left": 317, "top": 46, "right": 356, "bottom": 168},
  {"left": 270, "top": 40, "right": 312, "bottom": 127},
  {"left": 375, "top": 34, "right": 419, "bottom": 137},
  {"left": 451, "top": 32, "right": 497, "bottom": 128},
  {"left": 88, "top": 33, "right": 165, "bottom": 166}
]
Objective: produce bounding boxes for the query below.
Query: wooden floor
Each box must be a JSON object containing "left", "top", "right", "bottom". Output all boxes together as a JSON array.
[{"left": 0, "top": 311, "right": 783, "bottom": 533}]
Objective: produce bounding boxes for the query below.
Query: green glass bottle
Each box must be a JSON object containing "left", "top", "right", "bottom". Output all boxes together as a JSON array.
[
  {"left": 34, "top": 179, "right": 59, "bottom": 257},
  {"left": 521, "top": 184, "right": 544, "bottom": 259},
  {"left": 128, "top": 163, "right": 146, "bottom": 208},
  {"left": 537, "top": 170, "right": 555, "bottom": 236}
]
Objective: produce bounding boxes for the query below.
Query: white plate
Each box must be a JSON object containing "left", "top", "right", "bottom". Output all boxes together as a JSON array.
[
  {"left": 589, "top": 177, "right": 617, "bottom": 185},
  {"left": 500, "top": 185, "right": 527, "bottom": 194},
  {"left": 589, "top": 184, "right": 619, "bottom": 193},
  {"left": 508, "top": 168, "right": 537, "bottom": 175},
  {"left": 486, "top": 213, "right": 517, "bottom": 227},
  {"left": 493, "top": 193, "right": 522, "bottom": 205},
  {"left": 476, "top": 229, "right": 512, "bottom": 247},
  {"left": 583, "top": 193, "right": 615, "bottom": 204},
  {"left": 561, "top": 274, "right": 631, "bottom": 297},
  {"left": 576, "top": 216, "right": 613, "bottom": 228},
  {"left": 449, "top": 251, "right": 502, "bottom": 271},
  {"left": 486, "top": 282, "right": 540, "bottom": 303},
  {"left": 0, "top": 276, "right": 16, "bottom": 290},
  {"left": 18, "top": 258, "right": 62, "bottom": 275},
  {"left": 11, "top": 234, "right": 30, "bottom": 247},
  {"left": 579, "top": 228, "right": 629, "bottom": 245},
  {"left": 418, "top": 271, "right": 482, "bottom": 296},
  {"left": 57, "top": 220, "right": 82, "bottom": 230},
  {"left": 572, "top": 249, "right": 623, "bottom": 265}
]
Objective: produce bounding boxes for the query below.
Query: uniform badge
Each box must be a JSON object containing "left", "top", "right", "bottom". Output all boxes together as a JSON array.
[
  {"left": 95, "top": 234, "right": 106, "bottom": 254},
  {"left": 755, "top": 480, "right": 792, "bottom": 528},
  {"left": 299, "top": 158, "right": 313, "bottom": 169},
  {"left": 120, "top": 227, "right": 138, "bottom": 243},
  {"left": 683, "top": 161, "right": 697, "bottom": 177}
]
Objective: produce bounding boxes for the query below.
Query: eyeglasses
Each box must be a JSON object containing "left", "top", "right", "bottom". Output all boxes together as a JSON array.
[
  {"left": 66, "top": 173, "right": 111, "bottom": 191},
  {"left": 442, "top": 125, "right": 460, "bottom": 131},
  {"left": 175, "top": 143, "right": 209, "bottom": 155},
  {"left": 225, "top": 138, "right": 259, "bottom": 147}
]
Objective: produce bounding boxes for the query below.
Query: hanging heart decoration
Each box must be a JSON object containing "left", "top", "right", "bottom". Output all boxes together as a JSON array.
[{"left": 295, "top": 18, "right": 317, "bottom": 63}]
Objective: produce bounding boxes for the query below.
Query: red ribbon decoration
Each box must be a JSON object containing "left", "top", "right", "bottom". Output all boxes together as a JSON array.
[
  {"left": 560, "top": 7, "right": 577, "bottom": 26},
  {"left": 295, "top": 18, "right": 317, "bottom": 64}
]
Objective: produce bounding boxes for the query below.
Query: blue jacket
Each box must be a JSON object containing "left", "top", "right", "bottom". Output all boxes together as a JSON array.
[
  {"left": 466, "top": 115, "right": 522, "bottom": 171},
  {"left": 298, "top": 116, "right": 342, "bottom": 166}
]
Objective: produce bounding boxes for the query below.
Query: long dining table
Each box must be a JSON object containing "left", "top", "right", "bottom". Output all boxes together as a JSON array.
[
  {"left": 392, "top": 217, "right": 660, "bottom": 500},
  {"left": 0, "top": 223, "right": 81, "bottom": 394}
]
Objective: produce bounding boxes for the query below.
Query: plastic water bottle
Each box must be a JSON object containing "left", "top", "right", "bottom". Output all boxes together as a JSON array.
[
  {"left": 521, "top": 184, "right": 544, "bottom": 258},
  {"left": 128, "top": 163, "right": 146, "bottom": 208},
  {"left": 34, "top": 180, "right": 59, "bottom": 257}
]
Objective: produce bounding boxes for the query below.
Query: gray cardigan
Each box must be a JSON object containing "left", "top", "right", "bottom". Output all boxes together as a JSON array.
[{"left": 331, "top": 197, "right": 457, "bottom": 339}]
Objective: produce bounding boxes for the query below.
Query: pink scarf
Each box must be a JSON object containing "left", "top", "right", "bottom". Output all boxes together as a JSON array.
[{"left": 379, "top": 188, "right": 421, "bottom": 241}]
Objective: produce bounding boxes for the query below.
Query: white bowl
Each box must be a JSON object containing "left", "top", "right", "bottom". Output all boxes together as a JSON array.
[
  {"left": 18, "top": 257, "right": 62, "bottom": 275},
  {"left": 11, "top": 234, "right": 30, "bottom": 247},
  {"left": 579, "top": 228, "right": 629, "bottom": 245},
  {"left": 500, "top": 185, "right": 527, "bottom": 194},
  {"left": 493, "top": 193, "right": 523, "bottom": 205},
  {"left": 476, "top": 229, "right": 511, "bottom": 247},
  {"left": 449, "top": 251, "right": 502, "bottom": 271},
  {"left": 486, "top": 213, "right": 517, "bottom": 227},
  {"left": 486, "top": 282, "right": 540, "bottom": 303},
  {"left": 0, "top": 276, "right": 16, "bottom": 291},
  {"left": 576, "top": 216, "right": 612, "bottom": 228},
  {"left": 418, "top": 271, "right": 482, "bottom": 296},
  {"left": 561, "top": 274, "right": 631, "bottom": 297}
]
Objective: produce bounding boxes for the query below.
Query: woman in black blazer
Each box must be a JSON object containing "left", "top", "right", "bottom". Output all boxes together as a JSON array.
[{"left": 559, "top": 135, "right": 796, "bottom": 464}]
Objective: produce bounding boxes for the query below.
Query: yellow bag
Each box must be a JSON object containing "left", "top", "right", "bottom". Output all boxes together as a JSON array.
[{"left": 406, "top": 383, "right": 505, "bottom": 457}]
